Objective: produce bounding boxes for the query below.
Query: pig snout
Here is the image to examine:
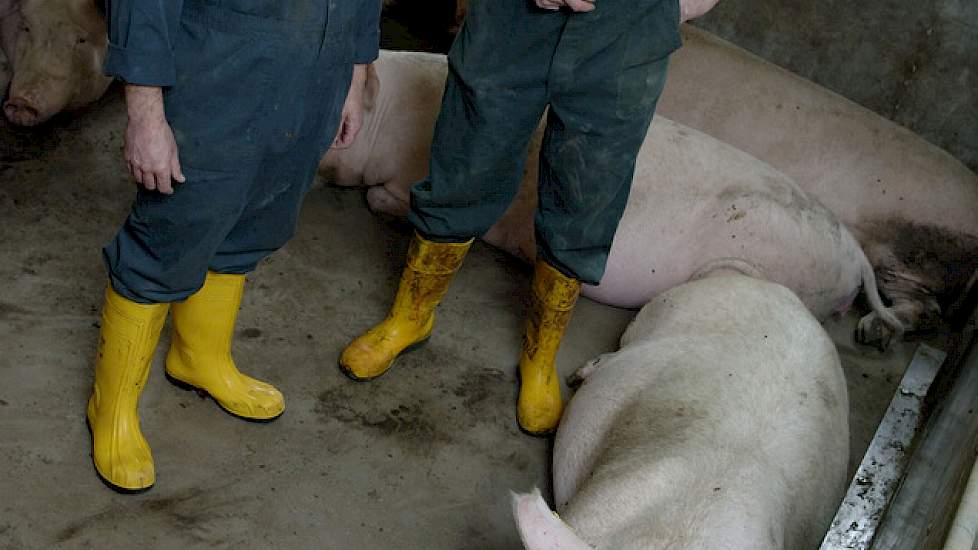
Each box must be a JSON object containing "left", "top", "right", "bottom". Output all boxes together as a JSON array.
[{"left": 3, "top": 95, "right": 41, "bottom": 126}]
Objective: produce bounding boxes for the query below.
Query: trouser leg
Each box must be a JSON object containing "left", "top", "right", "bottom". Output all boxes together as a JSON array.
[
  {"left": 407, "top": 0, "right": 564, "bottom": 241},
  {"left": 103, "top": 166, "right": 256, "bottom": 304},
  {"left": 534, "top": 0, "right": 679, "bottom": 284}
]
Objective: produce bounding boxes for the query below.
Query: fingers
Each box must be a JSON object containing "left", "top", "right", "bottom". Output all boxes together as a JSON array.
[
  {"left": 123, "top": 114, "right": 183, "bottom": 195},
  {"left": 564, "top": 0, "right": 595, "bottom": 12},
  {"left": 129, "top": 162, "right": 179, "bottom": 194},
  {"left": 156, "top": 168, "right": 174, "bottom": 194},
  {"left": 535, "top": 0, "right": 595, "bottom": 12},
  {"left": 171, "top": 155, "right": 186, "bottom": 184}
]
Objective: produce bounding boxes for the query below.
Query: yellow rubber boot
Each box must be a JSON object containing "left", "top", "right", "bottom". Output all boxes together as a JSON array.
[
  {"left": 340, "top": 232, "right": 473, "bottom": 380},
  {"left": 87, "top": 286, "right": 169, "bottom": 492},
  {"left": 165, "top": 272, "right": 284, "bottom": 421},
  {"left": 517, "top": 261, "right": 581, "bottom": 436}
]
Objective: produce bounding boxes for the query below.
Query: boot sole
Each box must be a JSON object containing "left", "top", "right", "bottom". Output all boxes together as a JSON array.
[
  {"left": 164, "top": 372, "right": 284, "bottom": 423},
  {"left": 85, "top": 418, "right": 155, "bottom": 494},
  {"left": 338, "top": 337, "right": 430, "bottom": 382},
  {"left": 518, "top": 423, "right": 556, "bottom": 438}
]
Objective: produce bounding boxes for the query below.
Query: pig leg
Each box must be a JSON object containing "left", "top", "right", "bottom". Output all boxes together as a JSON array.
[
  {"left": 512, "top": 489, "right": 593, "bottom": 550},
  {"left": 857, "top": 293, "right": 941, "bottom": 349},
  {"left": 855, "top": 261, "right": 942, "bottom": 349},
  {"left": 567, "top": 354, "right": 611, "bottom": 389},
  {"left": 857, "top": 222, "right": 978, "bottom": 348}
]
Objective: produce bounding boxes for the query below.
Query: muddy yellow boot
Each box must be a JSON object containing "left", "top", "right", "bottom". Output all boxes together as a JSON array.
[
  {"left": 165, "top": 272, "right": 284, "bottom": 420},
  {"left": 518, "top": 261, "right": 581, "bottom": 436},
  {"left": 340, "top": 232, "right": 473, "bottom": 380},
  {"left": 87, "top": 286, "right": 169, "bottom": 492}
]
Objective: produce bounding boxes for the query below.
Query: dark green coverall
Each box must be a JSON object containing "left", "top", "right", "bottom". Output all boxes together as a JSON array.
[
  {"left": 409, "top": 0, "right": 681, "bottom": 284},
  {"left": 102, "top": 0, "right": 381, "bottom": 303}
]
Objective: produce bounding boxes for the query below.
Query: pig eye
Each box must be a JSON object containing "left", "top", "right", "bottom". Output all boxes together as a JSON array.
[{"left": 78, "top": 37, "right": 87, "bottom": 44}]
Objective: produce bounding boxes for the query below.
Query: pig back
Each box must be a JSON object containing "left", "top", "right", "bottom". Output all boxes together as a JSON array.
[
  {"left": 659, "top": 26, "right": 978, "bottom": 238},
  {"left": 555, "top": 275, "right": 849, "bottom": 549}
]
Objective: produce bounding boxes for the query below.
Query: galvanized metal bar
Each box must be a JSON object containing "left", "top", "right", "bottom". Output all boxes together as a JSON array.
[
  {"left": 820, "top": 344, "right": 947, "bottom": 550},
  {"left": 872, "top": 335, "right": 978, "bottom": 550}
]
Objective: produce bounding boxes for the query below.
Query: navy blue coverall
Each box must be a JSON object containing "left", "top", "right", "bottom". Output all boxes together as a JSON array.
[
  {"left": 102, "top": 0, "right": 381, "bottom": 303},
  {"left": 409, "top": 0, "right": 681, "bottom": 284}
]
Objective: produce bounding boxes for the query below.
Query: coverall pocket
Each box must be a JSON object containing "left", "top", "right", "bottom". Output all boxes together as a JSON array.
[{"left": 164, "top": 19, "right": 279, "bottom": 169}]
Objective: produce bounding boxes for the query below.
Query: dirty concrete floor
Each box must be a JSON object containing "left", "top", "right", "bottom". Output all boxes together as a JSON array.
[{"left": 0, "top": 87, "right": 935, "bottom": 549}]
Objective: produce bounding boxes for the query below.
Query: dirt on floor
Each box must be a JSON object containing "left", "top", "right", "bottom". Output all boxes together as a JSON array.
[{"left": 0, "top": 77, "right": 944, "bottom": 549}]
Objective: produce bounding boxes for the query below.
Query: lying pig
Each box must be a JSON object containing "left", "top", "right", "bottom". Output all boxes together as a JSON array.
[
  {"left": 437, "top": 8, "right": 978, "bottom": 346},
  {"left": 320, "top": 51, "right": 901, "bottom": 332},
  {"left": 513, "top": 274, "right": 849, "bottom": 549},
  {"left": 1, "top": 0, "right": 111, "bottom": 126},
  {"left": 658, "top": 26, "right": 978, "bottom": 346}
]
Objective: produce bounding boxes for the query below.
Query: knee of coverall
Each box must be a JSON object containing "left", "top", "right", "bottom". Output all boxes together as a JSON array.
[
  {"left": 532, "top": 59, "right": 671, "bottom": 285},
  {"left": 208, "top": 106, "right": 342, "bottom": 276},
  {"left": 103, "top": 167, "right": 252, "bottom": 304},
  {"left": 207, "top": 181, "right": 310, "bottom": 275},
  {"left": 533, "top": 184, "right": 631, "bottom": 286}
]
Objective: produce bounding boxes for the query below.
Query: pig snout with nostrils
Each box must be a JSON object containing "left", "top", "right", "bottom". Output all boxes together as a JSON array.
[
  {"left": 514, "top": 274, "right": 850, "bottom": 550},
  {"left": 1, "top": 0, "right": 111, "bottom": 126}
]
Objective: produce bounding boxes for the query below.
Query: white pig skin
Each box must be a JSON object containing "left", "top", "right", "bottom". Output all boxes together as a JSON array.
[
  {"left": 1, "top": 0, "right": 111, "bottom": 126},
  {"left": 515, "top": 274, "right": 849, "bottom": 550},
  {"left": 319, "top": 51, "right": 901, "bottom": 334}
]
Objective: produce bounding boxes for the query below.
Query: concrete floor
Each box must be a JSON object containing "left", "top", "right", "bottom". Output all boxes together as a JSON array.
[{"left": 0, "top": 87, "right": 933, "bottom": 549}]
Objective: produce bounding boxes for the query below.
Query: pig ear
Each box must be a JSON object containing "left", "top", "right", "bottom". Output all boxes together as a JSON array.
[
  {"left": 362, "top": 62, "right": 380, "bottom": 112},
  {"left": 512, "top": 489, "right": 594, "bottom": 550}
]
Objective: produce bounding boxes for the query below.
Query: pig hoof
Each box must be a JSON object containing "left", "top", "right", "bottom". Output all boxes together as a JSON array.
[
  {"left": 856, "top": 312, "right": 893, "bottom": 351},
  {"left": 568, "top": 357, "right": 602, "bottom": 388}
]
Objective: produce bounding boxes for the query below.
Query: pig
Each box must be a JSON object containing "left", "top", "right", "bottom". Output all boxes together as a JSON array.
[
  {"left": 391, "top": 9, "right": 978, "bottom": 346},
  {"left": 319, "top": 50, "right": 902, "bottom": 333},
  {"left": 1, "top": 0, "right": 112, "bottom": 126},
  {"left": 656, "top": 26, "right": 978, "bottom": 346},
  {"left": 513, "top": 274, "right": 850, "bottom": 550}
]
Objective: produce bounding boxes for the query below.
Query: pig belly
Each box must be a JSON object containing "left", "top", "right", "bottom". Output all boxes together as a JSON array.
[{"left": 554, "top": 276, "right": 849, "bottom": 549}]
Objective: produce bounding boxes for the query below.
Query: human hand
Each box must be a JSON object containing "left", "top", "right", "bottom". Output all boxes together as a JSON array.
[
  {"left": 123, "top": 85, "right": 184, "bottom": 194},
  {"left": 534, "top": 0, "right": 595, "bottom": 13},
  {"left": 680, "top": 0, "right": 720, "bottom": 22},
  {"left": 332, "top": 64, "right": 368, "bottom": 149}
]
